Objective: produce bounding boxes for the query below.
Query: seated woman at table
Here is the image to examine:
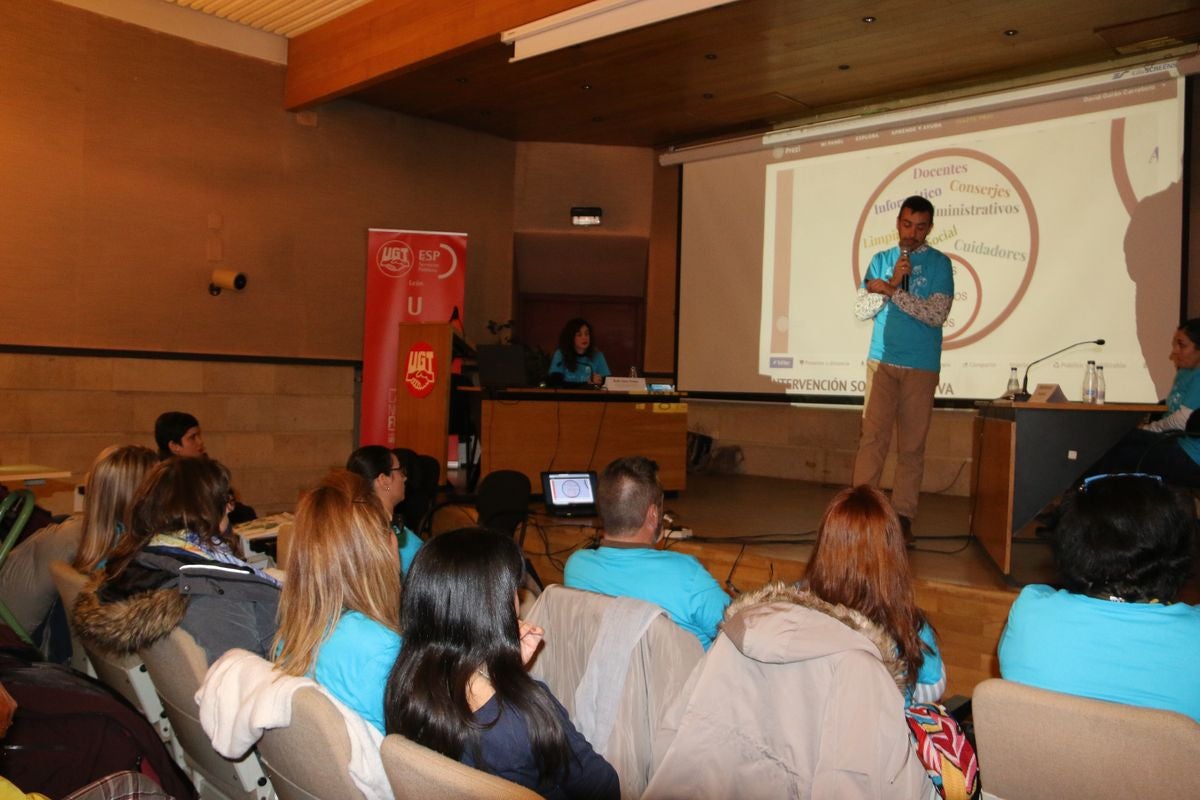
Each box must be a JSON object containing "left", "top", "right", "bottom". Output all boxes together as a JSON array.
[
  {"left": 347, "top": 445, "right": 423, "bottom": 576},
  {"left": 805, "top": 485, "right": 945, "bottom": 706},
  {"left": 273, "top": 469, "right": 402, "bottom": 734},
  {"left": 1085, "top": 318, "right": 1200, "bottom": 486},
  {"left": 384, "top": 528, "right": 619, "bottom": 799},
  {"left": 999, "top": 473, "right": 1200, "bottom": 722},
  {"left": 548, "top": 317, "right": 610, "bottom": 386},
  {"left": 73, "top": 457, "right": 280, "bottom": 663},
  {"left": 0, "top": 445, "right": 157, "bottom": 641}
]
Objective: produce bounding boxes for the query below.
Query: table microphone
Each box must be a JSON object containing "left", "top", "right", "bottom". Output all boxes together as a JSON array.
[
  {"left": 899, "top": 247, "right": 910, "bottom": 292},
  {"left": 1015, "top": 338, "right": 1105, "bottom": 401}
]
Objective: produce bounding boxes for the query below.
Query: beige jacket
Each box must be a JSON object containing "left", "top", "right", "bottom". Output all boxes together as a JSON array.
[
  {"left": 526, "top": 585, "right": 704, "bottom": 800},
  {"left": 644, "top": 583, "right": 933, "bottom": 800}
]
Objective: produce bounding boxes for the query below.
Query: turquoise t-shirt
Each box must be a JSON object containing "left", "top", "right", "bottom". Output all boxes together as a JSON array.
[
  {"left": 999, "top": 584, "right": 1200, "bottom": 722},
  {"left": 1166, "top": 368, "right": 1200, "bottom": 464},
  {"left": 863, "top": 245, "right": 954, "bottom": 372},
  {"left": 905, "top": 621, "right": 944, "bottom": 707},
  {"left": 394, "top": 524, "right": 423, "bottom": 577},
  {"left": 311, "top": 610, "right": 402, "bottom": 734},
  {"left": 564, "top": 545, "right": 730, "bottom": 649},
  {"left": 548, "top": 349, "right": 610, "bottom": 383}
]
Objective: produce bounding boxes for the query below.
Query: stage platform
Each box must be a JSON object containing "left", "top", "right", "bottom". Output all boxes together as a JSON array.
[{"left": 434, "top": 471, "right": 1197, "bottom": 699}]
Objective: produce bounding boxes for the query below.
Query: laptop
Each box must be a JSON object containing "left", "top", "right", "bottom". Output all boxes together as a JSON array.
[
  {"left": 476, "top": 344, "right": 528, "bottom": 389},
  {"left": 541, "top": 470, "right": 599, "bottom": 517}
]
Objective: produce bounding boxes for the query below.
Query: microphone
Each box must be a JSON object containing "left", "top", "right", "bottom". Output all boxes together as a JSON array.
[
  {"left": 1015, "top": 338, "right": 1105, "bottom": 401},
  {"left": 899, "top": 247, "right": 910, "bottom": 292}
]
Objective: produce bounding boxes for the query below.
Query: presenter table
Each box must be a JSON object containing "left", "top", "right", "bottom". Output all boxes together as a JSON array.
[
  {"left": 475, "top": 389, "right": 688, "bottom": 491},
  {"left": 972, "top": 400, "right": 1160, "bottom": 575}
]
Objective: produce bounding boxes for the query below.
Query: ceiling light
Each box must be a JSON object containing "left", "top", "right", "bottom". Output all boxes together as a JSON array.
[
  {"left": 862, "top": 16, "right": 876, "bottom": 23},
  {"left": 502, "top": 0, "right": 736, "bottom": 62}
]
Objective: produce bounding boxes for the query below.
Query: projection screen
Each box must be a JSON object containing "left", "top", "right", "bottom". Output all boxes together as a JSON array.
[{"left": 674, "top": 62, "right": 1186, "bottom": 403}]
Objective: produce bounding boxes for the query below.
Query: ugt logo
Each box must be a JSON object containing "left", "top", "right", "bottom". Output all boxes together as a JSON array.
[
  {"left": 405, "top": 342, "right": 436, "bottom": 398},
  {"left": 377, "top": 239, "right": 415, "bottom": 278}
]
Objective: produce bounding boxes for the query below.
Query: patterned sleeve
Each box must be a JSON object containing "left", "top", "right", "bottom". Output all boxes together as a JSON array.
[
  {"left": 1142, "top": 406, "right": 1193, "bottom": 433},
  {"left": 854, "top": 287, "right": 886, "bottom": 320},
  {"left": 892, "top": 290, "right": 952, "bottom": 328}
]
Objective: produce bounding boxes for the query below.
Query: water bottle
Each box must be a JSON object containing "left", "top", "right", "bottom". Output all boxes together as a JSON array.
[
  {"left": 629, "top": 365, "right": 638, "bottom": 378},
  {"left": 1082, "top": 360, "right": 1098, "bottom": 404},
  {"left": 1005, "top": 367, "right": 1020, "bottom": 398},
  {"left": 1096, "top": 365, "right": 1106, "bottom": 405}
]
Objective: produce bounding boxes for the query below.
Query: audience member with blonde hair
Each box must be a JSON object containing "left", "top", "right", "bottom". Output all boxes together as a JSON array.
[
  {"left": 73, "top": 445, "right": 159, "bottom": 572},
  {"left": 805, "top": 484, "right": 944, "bottom": 704},
  {"left": 0, "top": 444, "right": 156, "bottom": 640},
  {"left": 273, "top": 469, "right": 402, "bottom": 734}
]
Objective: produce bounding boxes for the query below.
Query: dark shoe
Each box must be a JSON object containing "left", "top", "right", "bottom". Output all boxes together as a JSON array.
[{"left": 899, "top": 515, "right": 915, "bottom": 546}]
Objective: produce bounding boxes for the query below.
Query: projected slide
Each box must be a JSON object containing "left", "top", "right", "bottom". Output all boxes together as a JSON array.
[{"left": 677, "top": 65, "right": 1184, "bottom": 403}]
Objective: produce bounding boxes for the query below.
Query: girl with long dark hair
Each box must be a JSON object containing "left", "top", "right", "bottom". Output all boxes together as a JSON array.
[{"left": 384, "top": 528, "right": 618, "bottom": 799}]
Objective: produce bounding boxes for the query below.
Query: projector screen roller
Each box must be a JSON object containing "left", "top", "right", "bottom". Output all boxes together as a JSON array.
[{"left": 677, "top": 65, "right": 1185, "bottom": 403}]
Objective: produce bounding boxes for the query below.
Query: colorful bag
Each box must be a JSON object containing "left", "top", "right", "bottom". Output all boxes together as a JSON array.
[{"left": 905, "top": 702, "right": 981, "bottom": 800}]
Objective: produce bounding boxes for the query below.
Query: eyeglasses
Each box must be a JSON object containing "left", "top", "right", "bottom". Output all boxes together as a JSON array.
[{"left": 1079, "top": 472, "right": 1164, "bottom": 492}]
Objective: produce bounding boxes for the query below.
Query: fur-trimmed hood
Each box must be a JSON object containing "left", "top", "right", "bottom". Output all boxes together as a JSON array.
[
  {"left": 73, "top": 568, "right": 189, "bottom": 655},
  {"left": 720, "top": 581, "right": 908, "bottom": 693}
]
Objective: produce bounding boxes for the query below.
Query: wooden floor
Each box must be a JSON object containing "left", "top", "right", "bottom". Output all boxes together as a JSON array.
[{"left": 435, "top": 471, "right": 1198, "bottom": 699}]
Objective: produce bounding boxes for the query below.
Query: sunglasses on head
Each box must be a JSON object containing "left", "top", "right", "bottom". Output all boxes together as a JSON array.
[{"left": 1079, "top": 472, "right": 1164, "bottom": 492}]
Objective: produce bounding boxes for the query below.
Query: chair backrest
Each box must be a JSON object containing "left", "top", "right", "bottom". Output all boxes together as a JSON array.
[
  {"left": 393, "top": 448, "right": 439, "bottom": 535},
  {"left": 380, "top": 733, "right": 540, "bottom": 800},
  {"left": 46, "top": 559, "right": 94, "bottom": 675},
  {"left": 48, "top": 560, "right": 175, "bottom": 746},
  {"left": 257, "top": 686, "right": 363, "bottom": 800},
  {"left": 475, "top": 470, "right": 532, "bottom": 541},
  {"left": 973, "top": 678, "right": 1200, "bottom": 799},
  {"left": 525, "top": 584, "right": 703, "bottom": 799},
  {"left": 140, "top": 627, "right": 273, "bottom": 800}
]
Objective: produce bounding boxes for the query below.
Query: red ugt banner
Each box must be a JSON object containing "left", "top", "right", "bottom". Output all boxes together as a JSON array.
[{"left": 361, "top": 229, "right": 466, "bottom": 445}]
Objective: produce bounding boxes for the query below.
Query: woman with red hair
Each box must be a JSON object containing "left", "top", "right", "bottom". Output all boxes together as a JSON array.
[{"left": 806, "top": 484, "right": 944, "bottom": 705}]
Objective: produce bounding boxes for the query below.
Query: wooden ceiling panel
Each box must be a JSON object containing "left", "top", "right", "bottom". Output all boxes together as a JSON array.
[
  {"left": 170, "top": 0, "right": 1200, "bottom": 147},
  {"left": 335, "top": 0, "right": 1200, "bottom": 147}
]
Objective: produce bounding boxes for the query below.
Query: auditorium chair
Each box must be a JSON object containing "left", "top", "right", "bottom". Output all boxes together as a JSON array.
[
  {"left": 379, "top": 733, "right": 539, "bottom": 800},
  {"left": 524, "top": 585, "right": 703, "bottom": 799},
  {"left": 476, "top": 469, "right": 541, "bottom": 589},
  {"left": 256, "top": 686, "right": 362, "bottom": 800},
  {"left": 973, "top": 678, "right": 1200, "bottom": 799},
  {"left": 48, "top": 560, "right": 179, "bottom": 756},
  {"left": 392, "top": 448, "right": 439, "bottom": 536},
  {"left": 140, "top": 628, "right": 274, "bottom": 800}
]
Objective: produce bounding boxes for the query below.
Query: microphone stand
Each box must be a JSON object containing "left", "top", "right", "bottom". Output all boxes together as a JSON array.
[{"left": 1013, "top": 339, "right": 1104, "bottom": 401}]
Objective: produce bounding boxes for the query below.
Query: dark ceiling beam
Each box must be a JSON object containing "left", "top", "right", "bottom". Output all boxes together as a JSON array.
[{"left": 284, "top": 0, "right": 591, "bottom": 110}]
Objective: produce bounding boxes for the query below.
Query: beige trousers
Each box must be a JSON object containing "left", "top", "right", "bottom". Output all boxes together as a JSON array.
[{"left": 851, "top": 359, "right": 939, "bottom": 519}]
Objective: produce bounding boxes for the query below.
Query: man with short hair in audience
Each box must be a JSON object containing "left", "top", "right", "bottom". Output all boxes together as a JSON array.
[
  {"left": 563, "top": 456, "right": 730, "bottom": 648},
  {"left": 153, "top": 411, "right": 205, "bottom": 459},
  {"left": 153, "top": 410, "right": 255, "bottom": 523}
]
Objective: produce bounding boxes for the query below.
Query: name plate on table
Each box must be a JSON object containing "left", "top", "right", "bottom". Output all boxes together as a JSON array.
[
  {"left": 1030, "top": 383, "right": 1068, "bottom": 403},
  {"left": 603, "top": 377, "right": 647, "bottom": 392}
]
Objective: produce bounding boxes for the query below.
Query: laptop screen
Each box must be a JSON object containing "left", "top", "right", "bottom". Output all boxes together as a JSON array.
[{"left": 541, "top": 471, "right": 598, "bottom": 515}]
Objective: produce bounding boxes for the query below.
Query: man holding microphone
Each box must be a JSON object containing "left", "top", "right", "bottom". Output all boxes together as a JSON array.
[{"left": 852, "top": 195, "right": 954, "bottom": 541}]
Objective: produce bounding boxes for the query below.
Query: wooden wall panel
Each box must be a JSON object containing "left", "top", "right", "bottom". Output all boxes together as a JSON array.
[{"left": 0, "top": 0, "right": 516, "bottom": 360}]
